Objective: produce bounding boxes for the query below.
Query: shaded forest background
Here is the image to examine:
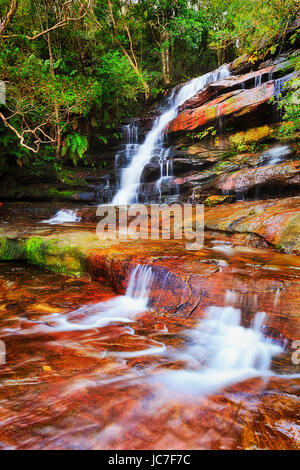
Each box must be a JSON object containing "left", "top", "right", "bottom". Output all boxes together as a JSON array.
[{"left": 0, "top": 0, "right": 299, "bottom": 173}]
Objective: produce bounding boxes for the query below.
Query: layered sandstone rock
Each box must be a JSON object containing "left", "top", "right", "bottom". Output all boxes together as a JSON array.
[{"left": 168, "top": 82, "right": 275, "bottom": 133}]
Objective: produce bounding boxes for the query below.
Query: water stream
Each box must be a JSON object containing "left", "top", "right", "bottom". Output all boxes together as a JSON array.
[
  {"left": 113, "top": 65, "right": 230, "bottom": 205},
  {"left": 0, "top": 240, "right": 299, "bottom": 449},
  {"left": 42, "top": 209, "right": 80, "bottom": 225}
]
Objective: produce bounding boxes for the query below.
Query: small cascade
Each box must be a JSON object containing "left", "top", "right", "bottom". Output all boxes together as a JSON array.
[
  {"left": 114, "top": 123, "right": 139, "bottom": 190},
  {"left": 126, "top": 264, "right": 153, "bottom": 301},
  {"left": 38, "top": 264, "right": 154, "bottom": 332},
  {"left": 216, "top": 103, "right": 225, "bottom": 136},
  {"left": 260, "top": 144, "right": 292, "bottom": 166},
  {"left": 273, "top": 77, "right": 285, "bottom": 122},
  {"left": 112, "top": 65, "right": 230, "bottom": 205},
  {"left": 96, "top": 176, "right": 114, "bottom": 204},
  {"left": 273, "top": 72, "right": 297, "bottom": 123},
  {"left": 158, "top": 296, "right": 282, "bottom": 395},
  {"left": 155, "top": 148, "right": 179, "bottom": 202},
  {"left": 254, "top": 74, "right": 262, "bottom": 87},
  {"left": 275, "top": 77, "right": 285, "bottom": 99},
  {"left": 42, "top": 209, "right": 80, "bottom": 225}
]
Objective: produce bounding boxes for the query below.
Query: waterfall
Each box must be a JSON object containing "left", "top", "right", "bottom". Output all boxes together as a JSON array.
[
  {"left": 126, "top": 264, "right": 153, "bottom": 300},
  {"left": 157, "top": 297, "right": 283, "bottom": 396},
  {"left": 37, "top": 264, "right": 154, "bottom": 332},
  {"left": 260, "top": 144, "right": 292, "bottom": 166},
  {"left": 254, "top": 74, "right": 262, "bottom": 87},
  {"left": 114, "top": 123, "right": 140, "bottom": 189},
  {"left": 112, "top": 65, "right": 230, "bottom": 205},
  {"left": 42, "top": 209, "right": 80, "bottom": 225}
]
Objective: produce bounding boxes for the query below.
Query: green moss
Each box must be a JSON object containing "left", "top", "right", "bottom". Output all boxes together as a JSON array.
[
  {"left": 229, "top": 126, "right": 274, "bottom": 148},
  {"left": 24, "top": 236, "right": 85, "bottom": 277},
  {"left": 274, "top": 55, "right": 300, "bottom": 77},
  {"left": 45, "top": 244, "right": 85, "bottom": 277},
  {"left": 57, "top": 169, "right": 87, "bottom": 187},
  {"left": 46, "top": 188, "right": 76, "bottom": 200},
  {"left": 25, "top": 237, "right": 45, "bottom": 264},
  {"left": 276, "top": 243, "right": 284, "bottom": 252},
  {"left": 204, "top": 195, "right": 235, "bottom": 207},
  {"left": 0, "top": 237, "right": 26, "bottom": 260}
]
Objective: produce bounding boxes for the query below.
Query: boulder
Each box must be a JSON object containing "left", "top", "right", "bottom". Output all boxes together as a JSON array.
[{"left": 141, "top": 162, "right": 162, "bottom": 183}]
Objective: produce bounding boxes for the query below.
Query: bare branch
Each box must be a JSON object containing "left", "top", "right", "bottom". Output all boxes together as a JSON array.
[
  {"left": 26, "top": 0, "right": 93, "bottom": 41},
  {"left": 0, "top": 112, "right": 55, "bottom": 153},
  {"left": 1, "top": 0, "right": 93, "bottom": 42},
  {"left": 0, "top": 0, "right": 18, "bottom": 38}
]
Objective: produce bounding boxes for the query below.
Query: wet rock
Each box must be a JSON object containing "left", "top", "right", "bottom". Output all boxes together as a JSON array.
[
  {"left": 204, "top": 195, "right": 236, "bottom": 206},
  {"left": 173, "top": 170, "right": 217, "bottom": 188},
  {"left": 141, "top": 162, "right": 162, "bottom": 183},
  {"left": 178, "top": 67, "right": 276, "bottom": 114},
  {"left": 204, "top": 196, "right": 300, "bottom": 254},
  {"left": 168, "top": 83, "right": 275, "bottom": 134},
  {"left": 172, "top": 157, "right": 210, "bottom": 175},
  {"left": 260, "top": 50, "right": 300, "bottom": 77},
  {"left": 213, "top": 160, "right": 300, "bottom": 195},
  {"left": 0, "top": 182, "right": 98, "bottom": 203}
]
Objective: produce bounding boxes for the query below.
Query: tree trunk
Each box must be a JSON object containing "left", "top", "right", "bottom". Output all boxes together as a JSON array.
[
  {"left": 161, "top": 30, "right": 171, "bottom": 84},
  {"left": 47, "top": 30, "right": 61, "bottom": 158}
]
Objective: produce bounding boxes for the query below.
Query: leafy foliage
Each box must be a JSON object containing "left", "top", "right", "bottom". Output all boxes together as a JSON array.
[
  {"left": 61, "top": 133, "right": 88, "bottom": 166},
  {"left": 0, "top": 0, "right": 299, "bottom": 171}
]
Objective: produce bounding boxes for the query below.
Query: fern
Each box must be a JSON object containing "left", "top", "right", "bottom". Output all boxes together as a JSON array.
[{"left": 62, "top": 133, "right": 88, "bottom": 166}]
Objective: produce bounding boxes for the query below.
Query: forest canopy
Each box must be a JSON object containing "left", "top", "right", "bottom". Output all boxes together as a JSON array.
[{"left": 0, "top": 0, "right": 299, "bottom": 166}]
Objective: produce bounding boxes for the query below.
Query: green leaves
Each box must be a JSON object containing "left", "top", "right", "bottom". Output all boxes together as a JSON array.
[
  {"left": 97, "top": 51, "right": 147, "bottom": 121},
  {"left": 61, "top": 133, "right": 88, "bottom": 166}
]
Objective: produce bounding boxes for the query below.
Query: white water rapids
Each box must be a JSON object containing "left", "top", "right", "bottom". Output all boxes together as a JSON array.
[
  {"left": 42, "top": 209, "right": 80, "bottom": 225},
  {"left": 113, "top": 65, "right": 231, "bottom": 205},
  {"left": 20, "top": 263, "right": 293, "bottom": 395}
]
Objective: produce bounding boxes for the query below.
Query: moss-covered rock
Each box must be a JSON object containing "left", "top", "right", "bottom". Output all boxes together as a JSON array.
[
  {"left": 274, "top": 55, "right": 300, "bottom": 77},
  {"left": 229, "top": 125, "right": 275, "bottom": 148},
  {"left": 204, "top": 195, "right": 236, "bottom": 206},
  {"left": 0, "top": 237, "right": 26, "bottom": 260},
  {"left": 0, "top": 228, "right": 116, "bottom": 278},
  {"left": 24, "top": 236, "right": 85, "bottom": 277}
]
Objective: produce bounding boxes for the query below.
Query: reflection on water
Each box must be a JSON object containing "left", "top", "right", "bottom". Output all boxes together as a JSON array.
[{"left": 0, "top": 262, "right": 299, "bottom": 450}]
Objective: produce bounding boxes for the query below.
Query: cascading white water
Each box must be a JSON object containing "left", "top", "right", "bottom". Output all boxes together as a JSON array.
[
  {"left": 254, "top": 73, "right": 262, "bottom": 87},
  {"left": 34, "top": 264, "right": 154, "bottom": 332},
  {"left": 42, "top": 209, "right": 80, "bottom": 225},
  {"left": 113, "top": 65, "right": 231, "bottom": 205},
  {"left": 157, "top": 298, "right": 283, "bottom": 396},
  {"left": 115, "top": 124, "right": 139, "bottom": 174},
  {"left": 260, "top": 144, "right": 292, "bottom": 166},
  {"left": 126, "top": 264, "right": 153, "bottom": 301}
]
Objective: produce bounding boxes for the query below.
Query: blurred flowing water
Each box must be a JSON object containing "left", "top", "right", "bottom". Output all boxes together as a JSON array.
[
  {"left": 113, "top": 65, "right": 230, "bottom": 205},
  {"left": 0, "top": 259, "right": 299, "bottom": 450}
]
